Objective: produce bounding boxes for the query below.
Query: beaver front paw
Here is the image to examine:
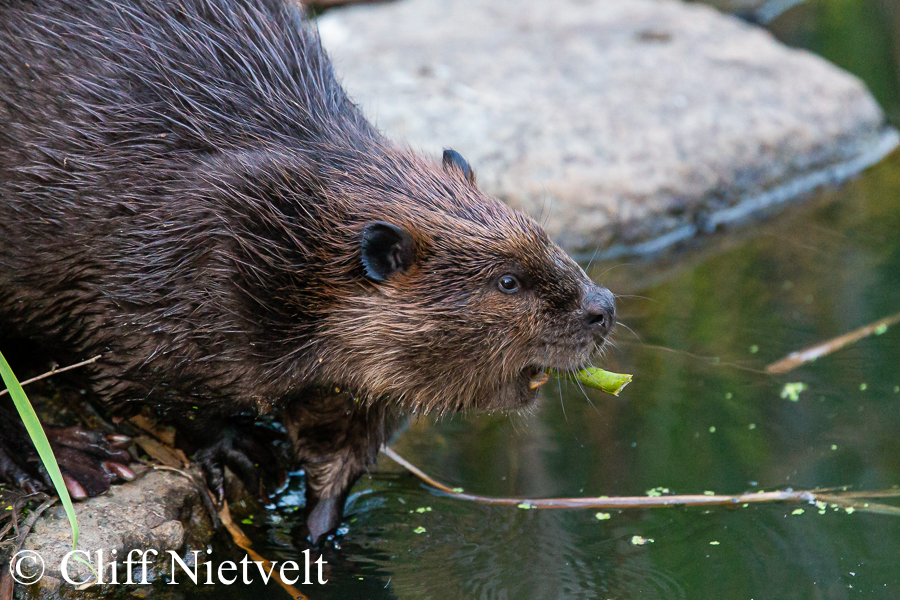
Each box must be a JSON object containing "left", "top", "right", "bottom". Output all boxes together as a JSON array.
[
  {"left": 0, "top": 426, "right": 134, "bottom": 499},
  {"left": 181, "top": 422, "right": 286, "bottom": 505}
]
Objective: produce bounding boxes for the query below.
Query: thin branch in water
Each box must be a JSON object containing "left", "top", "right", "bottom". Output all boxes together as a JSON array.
[
  {"left": 381, "top": 446, "right": 900, "bottom": 514},
  {"left": 149, "top": 466, "right": 304, "bottom": 599},
  {"left": 0, "top": 355, "right": 102, "bottom": 398},
  {"left": 766, "top": 311, "right": 900, "bottom": 374},
  {"left": 218, "top": 501, "right": 309, "bottom": 600}
]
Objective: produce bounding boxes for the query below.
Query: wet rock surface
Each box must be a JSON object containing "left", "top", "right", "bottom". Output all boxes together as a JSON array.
[
  {"left": 18, "top": 468, "right": 212, "bottom": 593},
  {"left": 318, "top": 0, "right": 896, "bottom": 255}
]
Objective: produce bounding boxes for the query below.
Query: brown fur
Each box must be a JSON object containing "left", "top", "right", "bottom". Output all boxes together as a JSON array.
[{"left": 0, "top": 0, "right": 615, "bottom": 543}]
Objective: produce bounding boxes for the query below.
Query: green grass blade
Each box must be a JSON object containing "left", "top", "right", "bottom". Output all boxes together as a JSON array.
[{"left": 0, "top": 351, "right": 81, "bottom": 548}]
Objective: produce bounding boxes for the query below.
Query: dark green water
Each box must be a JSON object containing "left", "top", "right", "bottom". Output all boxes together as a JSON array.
[{"left": 242, "top": 2, "right": 900, "bottom": 599}]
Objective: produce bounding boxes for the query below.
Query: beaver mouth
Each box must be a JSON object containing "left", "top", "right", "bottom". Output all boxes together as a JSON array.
[{"left": 523, "top": 366, "right": 550, "bottom": 391}]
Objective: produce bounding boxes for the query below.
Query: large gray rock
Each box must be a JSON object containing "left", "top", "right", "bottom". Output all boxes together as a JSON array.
[
  {"left": 318, "top": 0, "right": 896, "bottom": 256},
  {"left": 17, "top": 468, "right": 212, "bottom": 593}
]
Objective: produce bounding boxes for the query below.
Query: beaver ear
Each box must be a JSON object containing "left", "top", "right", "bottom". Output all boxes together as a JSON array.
[
  {"left": 360, "top": 221, "right": 416, "bottom": 281},
  {"left": 442, "top": 149, "right": 476, "bottom": 186}
]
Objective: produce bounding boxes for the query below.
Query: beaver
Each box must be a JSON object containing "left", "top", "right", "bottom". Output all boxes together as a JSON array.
[{"left": 0, "top": 0, "right": 615, "bottom": 543}]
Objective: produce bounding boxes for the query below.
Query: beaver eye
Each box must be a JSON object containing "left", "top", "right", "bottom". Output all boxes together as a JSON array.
[{"left": 498, "top": 275, "right": 520, "bottom": 294}]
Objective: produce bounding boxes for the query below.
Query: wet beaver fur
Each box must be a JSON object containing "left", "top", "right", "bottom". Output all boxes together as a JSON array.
[{"left": 0, "top": 0, "right": 615, "bottom": 542}]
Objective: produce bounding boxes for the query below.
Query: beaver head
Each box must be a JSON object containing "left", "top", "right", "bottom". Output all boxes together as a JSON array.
[{"left": 219, "top": 144, "right": 616, "bottom": 414}]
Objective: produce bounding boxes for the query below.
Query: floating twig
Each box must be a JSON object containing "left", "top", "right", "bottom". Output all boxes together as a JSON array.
[
  {"left": 767, "top": 312, "right": 900, "bottom": 374},
  {"left": 381, "top": 446, "right": 900, "bottom": 514},
  {"left": 218, "top": 501, "right": 309, "bottom": 600}
]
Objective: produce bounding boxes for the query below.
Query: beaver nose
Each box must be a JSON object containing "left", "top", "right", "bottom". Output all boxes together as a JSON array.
[{"left": 583, "top": 286, "right": 616, "bottom": 337}]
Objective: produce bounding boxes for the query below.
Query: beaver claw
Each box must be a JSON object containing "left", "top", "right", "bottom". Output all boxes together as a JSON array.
[
  {"left": 0, "top": 426, "right": 134, "bottom": 499},
  {"left": 182, "top": 423, "right": 286, "bottom": 505}
]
